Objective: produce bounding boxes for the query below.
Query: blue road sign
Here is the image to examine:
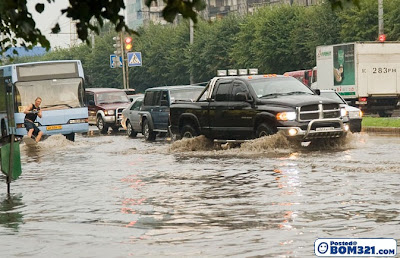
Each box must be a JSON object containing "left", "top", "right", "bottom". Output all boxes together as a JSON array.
[
  {"left": 110, "top": 54, "right": 123, "bottom": 68},
  {"left": 127, "top": 52, "right": 142, "bottom": 67},
  {"left": 118, "top": 56, "right": 123, "bottom": 68},
  {"left": 110, "top": 54, "right": 116, "bottom": 68}
]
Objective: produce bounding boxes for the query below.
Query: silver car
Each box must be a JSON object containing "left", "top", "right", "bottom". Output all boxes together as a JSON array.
[
  {"left": 121, "top": 94, "right": 144, "bottom": 137},
  {"left": 319, "top": 90, "right": 363, "bottom": 132}
]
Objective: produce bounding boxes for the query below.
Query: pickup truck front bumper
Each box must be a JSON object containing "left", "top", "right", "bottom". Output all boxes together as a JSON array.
[{"left": 277, "top": 118, "right": 349, "bottom": 141}]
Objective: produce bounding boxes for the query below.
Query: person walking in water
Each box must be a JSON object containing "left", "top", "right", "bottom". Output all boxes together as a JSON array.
[{"left": 23, "top": 97, "right": 43, "bottom": 143}]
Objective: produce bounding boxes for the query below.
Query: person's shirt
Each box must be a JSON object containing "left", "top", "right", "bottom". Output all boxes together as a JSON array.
[{"left": 24, "top": 104, "right": 41, "bottom": 122}]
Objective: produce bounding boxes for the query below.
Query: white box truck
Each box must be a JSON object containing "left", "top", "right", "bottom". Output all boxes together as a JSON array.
[{"left": 312, "top": 42, "right": 400, "bottom": 117}]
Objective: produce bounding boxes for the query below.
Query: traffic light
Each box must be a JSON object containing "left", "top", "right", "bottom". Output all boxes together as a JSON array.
[
  {"left": 113, "top": 35, "right": 121, "bottom": 56},
  {"left": 378, "top": 34, "right": 386, "bottom": 42},
  {"left": 125, "top": 36, "right": 133, "bottom": 52}
]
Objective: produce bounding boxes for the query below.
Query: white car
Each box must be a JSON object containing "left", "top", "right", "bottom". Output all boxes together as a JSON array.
[
  {"left": 319, "top": 90, "right": 363, "bottom": 132},
  {"left": 121, "top": 94, "right": 144, "bottom": 137}
]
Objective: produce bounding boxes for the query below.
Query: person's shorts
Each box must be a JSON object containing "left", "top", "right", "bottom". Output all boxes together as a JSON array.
[{"left": 24, "top": 120, "right": 40, "bottom": 136}]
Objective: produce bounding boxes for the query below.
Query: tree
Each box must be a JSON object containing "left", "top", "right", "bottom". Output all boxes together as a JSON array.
[{"left": 0, "top": 0, "right": 206, "bottom": 58}]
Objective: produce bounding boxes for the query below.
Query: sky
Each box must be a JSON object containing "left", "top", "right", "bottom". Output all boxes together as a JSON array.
[{"left": 27, "top": 0, "right": 80, "bottom": 49}]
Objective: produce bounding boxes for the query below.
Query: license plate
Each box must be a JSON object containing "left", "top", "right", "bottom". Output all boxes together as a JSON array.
[
  {"left": 316, "top": 127, "right": 334, "bottom": 131},
  {"left": 47, "top": 125, "right": 62, "bottom": 130}
]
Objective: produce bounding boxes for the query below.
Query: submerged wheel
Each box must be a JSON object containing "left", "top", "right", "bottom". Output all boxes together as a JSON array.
[
  {"left": 126, "top": 120, "right": 137, "bottom": 138},
  {"left": 65, "top": 133, "right": 75, "bottom": 142},
  {"left": 97, "top": 116, "right": 108, "bottom": 134},
  {"left": 143, "top": 119, "right": 156, "bottom": 141},
  {"left": 181, "top": 124, "right": 198, "bottom": 138},
  {"left": 255, "top": 123, "right": 274, "bottom": 138}
]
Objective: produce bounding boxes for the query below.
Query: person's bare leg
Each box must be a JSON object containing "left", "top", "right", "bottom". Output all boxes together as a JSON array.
[
  {"left": 36, "top": 131, "right": 43, "bottom": 143},
  {"left": 27, "top": 128, "right": 34, "bottom": 138}
]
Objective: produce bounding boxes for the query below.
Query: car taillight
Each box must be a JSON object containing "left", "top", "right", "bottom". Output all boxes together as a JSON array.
[{"left": 359, "top": 97, "right": 367, "bottom": 102}]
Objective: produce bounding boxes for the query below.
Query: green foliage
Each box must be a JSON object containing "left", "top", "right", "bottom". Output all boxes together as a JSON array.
[
  {"left": 6, "top": 1, "right": 400, "bottom": 93},
  {"left": 0, "top": 0, "right": 205, "bottom": 57},
  {"left": 337, "top": 0, "right": 378, "bottom": 42},
  {"left": 191, "top": 16, "right": 242, "bottom": 82}
]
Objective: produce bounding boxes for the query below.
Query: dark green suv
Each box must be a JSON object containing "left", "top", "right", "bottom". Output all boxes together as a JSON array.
[{"left": 140, "top": 85, "right": 204, "bottom": 141}]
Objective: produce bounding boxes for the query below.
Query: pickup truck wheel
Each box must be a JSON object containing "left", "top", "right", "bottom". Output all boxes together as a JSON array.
[
  {"left": 255, "top": 123, "right": 274, "bottom": 138},
  {"left": 126, "top": 121, "right": 137, "bottom": 138},
  {"left": 143, "top": 119, "right": 156, "bottom": 141},
  {"left": 181, "top": 124, "right": 198, "bottom": 138},
  {"left": 97, "top": 116, "right": 108, "bottom": 134}
]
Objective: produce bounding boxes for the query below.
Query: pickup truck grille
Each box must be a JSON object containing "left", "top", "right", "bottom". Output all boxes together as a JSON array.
[{"left": 298, "top": 104, "right": 341, "bottom": 121}]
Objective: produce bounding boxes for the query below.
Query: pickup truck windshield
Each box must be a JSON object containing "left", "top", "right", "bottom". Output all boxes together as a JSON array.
[{"left": 250, "top": 77, "right": 314, "bottom": 98}]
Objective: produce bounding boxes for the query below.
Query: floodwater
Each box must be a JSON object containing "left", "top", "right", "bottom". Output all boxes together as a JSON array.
[{"left": 0, "top": 130, "right": 399, "bottom": 257}]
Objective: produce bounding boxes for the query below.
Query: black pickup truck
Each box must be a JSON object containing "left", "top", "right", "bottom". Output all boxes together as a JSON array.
[{"left": 169, "top": 75, "right": 350, "bottom": 143}]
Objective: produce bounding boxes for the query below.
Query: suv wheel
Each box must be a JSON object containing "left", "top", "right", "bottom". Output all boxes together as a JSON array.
[
  {"left": 143, "top": 119, "right": 156, "bottom": 141},
  {"left": 97, "top": 116, "right": 108, "bottom": 134},
  {"left": 126, "top": 120, "right": 137, "bottom": 138},
  {"left": 255, "top": 123, "right": 274, "bottom": 138},
  {"left": 181, "top": 124, "right": 198, "bottom": 138}
]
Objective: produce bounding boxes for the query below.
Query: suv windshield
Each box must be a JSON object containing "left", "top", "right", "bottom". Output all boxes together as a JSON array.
[
  {"left": 97, "top": 92, "right": 130, "bottom": 104},
  {"left": 250, "top": 77, "right": 314, "bottom": 98}
]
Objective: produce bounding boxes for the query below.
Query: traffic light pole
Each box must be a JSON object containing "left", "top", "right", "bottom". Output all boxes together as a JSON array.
[{"left": 120, "top": 32, "right": 127, "bottom": 90}]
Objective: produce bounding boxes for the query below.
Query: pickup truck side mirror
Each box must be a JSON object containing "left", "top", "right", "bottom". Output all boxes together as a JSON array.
[
  {"left": 314, "top": 89, "right": 321, "bottom": 95},
  {"left": 235, "top": 92, "right": 249, "bottom": 101}
]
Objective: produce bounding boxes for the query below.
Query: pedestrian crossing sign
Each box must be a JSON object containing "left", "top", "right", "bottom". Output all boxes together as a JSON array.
[{"left": 127, "top": 52, "right": 142, "bottom": 67}]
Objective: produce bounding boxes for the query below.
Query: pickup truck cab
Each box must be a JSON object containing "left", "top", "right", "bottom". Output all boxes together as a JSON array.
[{"left": 169, "top": 75, "right": 349, "bottom": 143}]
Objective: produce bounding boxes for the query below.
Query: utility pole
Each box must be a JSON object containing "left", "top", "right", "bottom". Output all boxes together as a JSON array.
[
  {"left": 190, "top": 19, "right": 194, "bottom": 84},
  {"left": 378, "top": 0, "right": 384, "bottom": 35}
]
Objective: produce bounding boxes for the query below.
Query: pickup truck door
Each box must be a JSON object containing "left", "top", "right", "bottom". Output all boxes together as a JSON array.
[
  {"left": 226, "top": 80, "right": 255, "bottom": 138},
  {"left": 209, "top": 80, "right": 233, "bottom": 138}
]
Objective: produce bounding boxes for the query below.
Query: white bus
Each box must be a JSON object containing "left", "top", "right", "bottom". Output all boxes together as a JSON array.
[{"left": 0, "top": 60, "right": 88, "bottom": 141}]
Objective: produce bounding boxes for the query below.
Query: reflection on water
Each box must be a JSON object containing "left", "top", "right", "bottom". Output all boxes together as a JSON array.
[
  {"left": 0, "top": 194, "right": 24, "bottom": 231},
  {"left": 1, "top": 132, "right": 399, "bottom": 257}
]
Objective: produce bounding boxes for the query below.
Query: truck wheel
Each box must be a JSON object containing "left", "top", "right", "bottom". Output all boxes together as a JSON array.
[
  {"left": 126, "top": 120, "right": 137, "bottom": 138},
  {"left": 97, "top": 116, "right": 108, "bottom": 134},
  {"left": 143, "top": 119, "right": 156, "bottom": 141},
  {"left": 255, "top": 123, "right": 274, "bottom": 138},
  {"left": 181, "top": 124, "right": 198, "bottom": 138}
]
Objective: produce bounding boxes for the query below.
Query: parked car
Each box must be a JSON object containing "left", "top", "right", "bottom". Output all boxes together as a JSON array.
[
  {"left": 319, "top": 89, "right": 363, "bottom": 132},
  {"left": 121, "top": 94, "right": 144, "bottom": 137},
  {"left": 85, "top": 88, "right": 131, "bottom": 133},
  {"left": 124, "top": 89, "right": 138, "bottom": 101},
  {"left": 140, "top": 85, "right": 205, "bottom": 141}
]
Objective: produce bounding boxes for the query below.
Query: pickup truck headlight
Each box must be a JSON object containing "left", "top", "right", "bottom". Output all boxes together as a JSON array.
[
  {"left": 105, "top": 110, "right": 115, "bottom": 116},
  {"left": 340, "top": 108, "right": 347, "bottom": 117},
  {"left": 276, "top": 112, "right": 296, "bottom": 121}
]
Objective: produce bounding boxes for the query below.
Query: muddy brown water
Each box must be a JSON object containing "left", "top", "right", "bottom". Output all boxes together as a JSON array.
[{"left": 0, "top": 131, "right": 399, "bottom": 257}]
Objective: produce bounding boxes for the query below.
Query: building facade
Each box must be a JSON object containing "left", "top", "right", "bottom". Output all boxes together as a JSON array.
[{"left": 125, "top": 0, "right": 319, "bottom": 29}]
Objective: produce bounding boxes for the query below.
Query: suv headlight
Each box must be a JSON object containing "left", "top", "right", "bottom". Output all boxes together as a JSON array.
[
  {"left": 340, "top": 107, "right": 347, "bottom": 117},
  {"left": 276, "top": 112, "right": 296, "bottom": 121},
  {"left": 105, "top": 110, "right": 115, "bottom": 116}
]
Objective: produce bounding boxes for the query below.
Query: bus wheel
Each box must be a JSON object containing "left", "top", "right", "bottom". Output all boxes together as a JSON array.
[{"left": 65, "top": 133, "right": 75, "bottom": 142}]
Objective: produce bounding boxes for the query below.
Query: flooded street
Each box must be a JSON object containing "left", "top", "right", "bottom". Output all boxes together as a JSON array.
[{"left": 1, "top": 130, "right": 399, "bottom": 257}]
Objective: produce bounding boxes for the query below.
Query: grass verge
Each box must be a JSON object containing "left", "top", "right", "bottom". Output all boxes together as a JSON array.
[{"left": 362, "top": 116, "right": 400, "bottom": 127}]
